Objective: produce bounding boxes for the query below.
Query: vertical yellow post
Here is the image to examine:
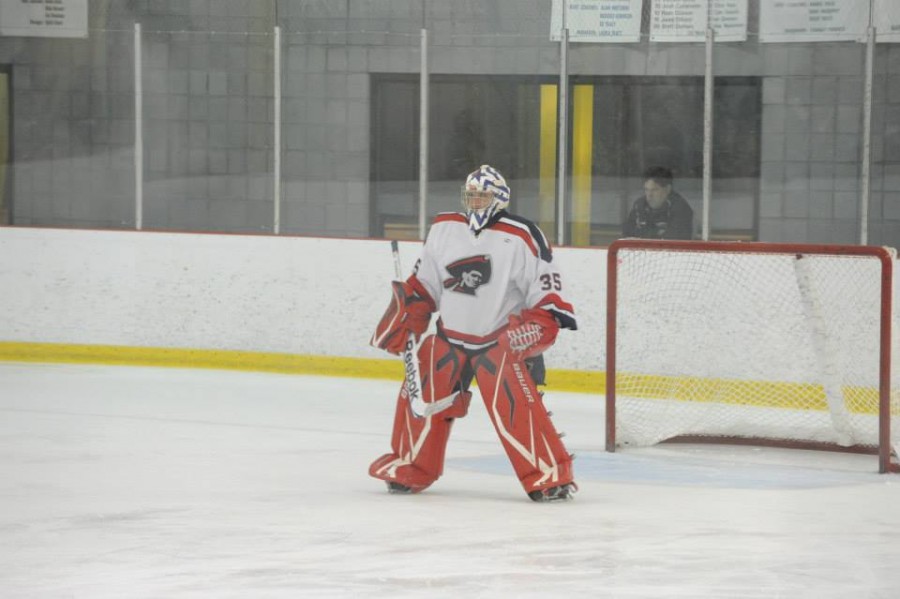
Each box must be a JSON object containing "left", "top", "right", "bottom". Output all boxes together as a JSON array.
[
  {"left": 539, "top": 84, "right": 557, "bottom": 233},
  {"left": 571, "top": 85, "right": 593, "bottom": 246}
]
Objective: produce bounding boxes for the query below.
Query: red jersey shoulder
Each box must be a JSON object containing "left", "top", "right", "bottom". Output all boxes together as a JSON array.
[{"left": 432, "top": 212, "right": 467, "bottom": 226}]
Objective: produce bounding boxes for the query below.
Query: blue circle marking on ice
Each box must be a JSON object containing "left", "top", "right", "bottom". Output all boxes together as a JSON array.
[{"left": 449, "top": 450, "right": 884, "bottom": 490}]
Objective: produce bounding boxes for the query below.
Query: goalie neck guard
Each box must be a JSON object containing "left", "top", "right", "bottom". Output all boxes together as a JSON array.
[{"left": 461, "top": 164, "right": 510, "bottom": 234}]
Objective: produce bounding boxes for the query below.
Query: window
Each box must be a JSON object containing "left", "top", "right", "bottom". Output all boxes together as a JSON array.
[{"left": 370, "top": 74, "right": 761, "bottom": 244}]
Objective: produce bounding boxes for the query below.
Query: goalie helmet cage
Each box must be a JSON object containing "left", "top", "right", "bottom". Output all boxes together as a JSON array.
[{"left": 605, "top": 239, "right": 899, "bottom": 473}]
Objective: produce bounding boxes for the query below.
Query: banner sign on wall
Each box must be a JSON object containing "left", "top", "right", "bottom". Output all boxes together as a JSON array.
[
  {"left": 649, "top": 0, "right": 748, "bottom": 43},
  {"left": 550, "top": 0, "right": 899, "bottom": 45},
  {"left": 709, "top": 0, "right": 749, "bottom": 42},
  {"left": 0, "top": 0, "right": 88, "bottom": 38},
  {"left": 550, "top": 0, "right": 642, "bottom": 43},
  {"left": 759, "top": 0, "right": 869, "bottom": 43},
  {"left": 874, "top": 0, "right": 900, "bottom": 43}
]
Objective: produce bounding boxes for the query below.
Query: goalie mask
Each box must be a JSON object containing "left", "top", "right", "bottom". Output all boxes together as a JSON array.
[{"left": 461, "top": 164, "right": 510, "bottom": 233}]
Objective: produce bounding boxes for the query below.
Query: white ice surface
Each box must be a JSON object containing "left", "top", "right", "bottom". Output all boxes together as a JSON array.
[{"left": 2, "top": 363, "right": 900, "bottom": 598}]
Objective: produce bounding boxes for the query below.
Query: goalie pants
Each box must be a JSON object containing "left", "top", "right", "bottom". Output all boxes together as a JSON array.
[{"left": 368, "top": 334, "right": 574, "bottom": 493}]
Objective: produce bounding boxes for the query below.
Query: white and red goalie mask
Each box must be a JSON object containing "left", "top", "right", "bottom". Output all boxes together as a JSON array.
[{"left": 461, "top": 164, "right": 510, "bottom": 233}]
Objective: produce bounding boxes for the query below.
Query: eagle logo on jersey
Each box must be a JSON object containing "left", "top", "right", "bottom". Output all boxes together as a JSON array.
[{"left": 443, "top": 255, "right": 492, "bottom": 295}]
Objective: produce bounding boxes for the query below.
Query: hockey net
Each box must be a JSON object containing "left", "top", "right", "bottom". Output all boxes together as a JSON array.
[{"left": 606, "top": 239, "right": 900, "bottom": 473}]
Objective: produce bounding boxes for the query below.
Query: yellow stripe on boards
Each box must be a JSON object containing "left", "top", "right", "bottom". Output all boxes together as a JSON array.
[
  {"left": 0, "top": 341, "right": 602, "bottom": 393},
  {"left": 0, "top": 341, "right": 402, "bottom": 380},
  {"left": 0, "top": 341, "right": 883, "bottom": 413},
  {"left": 617, "top": 372, "right": 884, "bottom": 416}
]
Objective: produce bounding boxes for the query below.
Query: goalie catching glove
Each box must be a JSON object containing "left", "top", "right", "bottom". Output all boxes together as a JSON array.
[
  {"left": 498, "top": 307, "right": 559, "bottom": 359},
  {"left": 371, "top": 280, "right": 434, "bottom": 355}
]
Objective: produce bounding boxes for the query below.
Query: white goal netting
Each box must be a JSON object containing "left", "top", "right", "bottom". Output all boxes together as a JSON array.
[{"left": 608, "top": 241, "right": 900, "bottom": 469}]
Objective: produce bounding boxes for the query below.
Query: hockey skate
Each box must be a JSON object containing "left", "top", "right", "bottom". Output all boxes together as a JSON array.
[
  {"left": 385, "top": 481, "right": 416, "bottom": 494},
  {"left": 527, "top": 482, "right": 578, "bottom": 502}
]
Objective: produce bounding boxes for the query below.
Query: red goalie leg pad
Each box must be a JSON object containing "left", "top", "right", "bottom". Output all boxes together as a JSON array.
[
  {"left": 369, "top": 335, "right": 471, "bottom": 491},
  {"left": 472, "top": 345, "right": 574, "bottom": 494}
]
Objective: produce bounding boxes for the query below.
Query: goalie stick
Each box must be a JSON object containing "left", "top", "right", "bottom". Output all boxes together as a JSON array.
[{"left": 389, "top": 240, "right": 457, "bottom": 418}]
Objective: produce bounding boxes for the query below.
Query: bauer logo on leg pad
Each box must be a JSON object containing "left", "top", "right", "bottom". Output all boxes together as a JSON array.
[{"left": 511, "top": 362, "right": 537, "bottom": 404}]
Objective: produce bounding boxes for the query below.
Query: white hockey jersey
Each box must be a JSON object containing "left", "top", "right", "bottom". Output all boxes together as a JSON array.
[{"left": 409, "top": 211, "right": 577, "bottom": 351}]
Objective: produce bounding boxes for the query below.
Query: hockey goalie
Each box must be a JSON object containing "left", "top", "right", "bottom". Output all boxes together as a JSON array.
[{"left": 369, "top": 164, "right": 578, "bottom": 502}]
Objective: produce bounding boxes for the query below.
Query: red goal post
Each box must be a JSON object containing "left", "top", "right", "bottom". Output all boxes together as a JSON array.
[{"left": 605, "top": 239, "right": 899, "bottom": 473}]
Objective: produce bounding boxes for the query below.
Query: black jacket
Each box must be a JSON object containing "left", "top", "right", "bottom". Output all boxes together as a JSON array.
[{"left": 622, "top": 191, "right": 694, "bottom": 240}]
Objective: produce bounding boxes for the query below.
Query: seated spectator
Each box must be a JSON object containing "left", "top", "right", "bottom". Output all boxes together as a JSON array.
[{"left": 622, "top": 166, "right": 694, "bottom": 240}]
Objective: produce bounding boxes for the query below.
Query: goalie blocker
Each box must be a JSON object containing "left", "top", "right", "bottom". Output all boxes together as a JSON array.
[{"left": 370, "top": 280, "right": 433, "bottom": 355}]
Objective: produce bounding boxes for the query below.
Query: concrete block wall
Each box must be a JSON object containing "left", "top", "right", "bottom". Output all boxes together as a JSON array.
[
  {"left": 3, "top": 25, "right": 137, "bottom": 228},
  {"left": 756, "top": 42, "right": 867, "bottom": 244},
  {"left": 1, "top": 0, "right": 899, "bottom": 245},
  {"left": 140, "top": 26, "right": 276, "bottom": 233}
]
